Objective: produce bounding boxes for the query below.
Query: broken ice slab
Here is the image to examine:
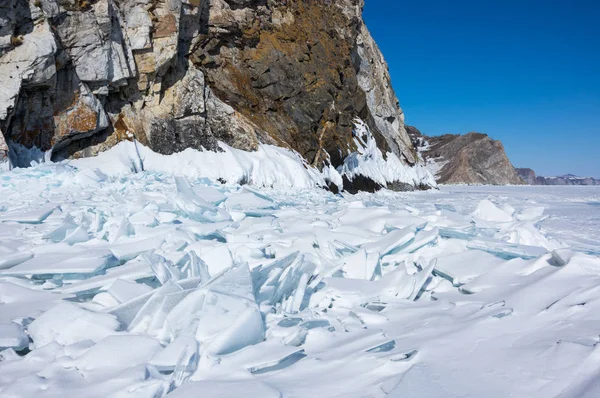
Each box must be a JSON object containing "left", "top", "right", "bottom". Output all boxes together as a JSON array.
[
  {"left": 434, "top": 208, "right": 473, "bottom": 227},
  {"left": 268, "top": 254, "right": 317, "bottom": 310},
  {"left": 202, "top": 303, "right": 264, "bottom": 356},
  {"left": 185, "top": 221, "right": 230, "bottom": 240},
  {"left": 43, "top": 215, "right": 78, "bottom": 242},
  {"left": 0, "top": 204, "right": 56, "bottom": 223},
  {"left": 128, "top": 281, "right": 187, "bottom": 335},
  {"left": 472, "top": 199, "right": 514, "bottom": 223},
  {"left": 106, "top": 279, "right": 153, "bottom": 304},
  {"left": 225, "top": 192, "right": 276, "bottom": 210},
  {"left": 466, "top": 239, "right": 548, "bottom": 260},
  {"left": 342, "top": 248, "right": 381, "bottom": 280},
  {"left": 144, "top": 253, "right": 184, "bottom": 285},
  {"left": 254, "top": 251, "right": 302, "bottom": 302},
  {"left": 174, "top": 176, "right": 231, "bottom": 222},
  {"left": 62, "top": 225, "right": 91, "bottom": 245},
  {"left": 399, "top": 228, "right": 439, "bottom": 254},
  {"left": 243, "top": 209, "right": 278, "bottom": 218},
  {"left": 109, "top": 236, "right": 165, "bottom": 261},
  {"left": 438, "top": 226, "right": 478, "bottom": 240},
  {"left": 107, "top": 277, "right": 203, "bottom": 330},
  {"left": 28, "top": 301, "right": 120, "bottom": 348},
  {"left": 59, "top": 256, "right": 154, "bottom": 295},
  {"left": 408, "top": 259, "right": 436, "bottom": 301},
  {"left": 384, "top": 215, "right": 429, "bottom": 232},
  {"left": 0, "top": 247, "right": 117, "bottom": 277},
  {"left": 108, "top": 290, "right": 156, "bottom": 329},
  {"left": 241, "top": 186, "right": 277, "bottom": 203},
  {"left": 366, "top": 339, "right": 396, "bottom": 353},
  {"left": 176, "top": 251, "right": 211, "bottom": 280},
  {"left": 192, "top": 185, "right": 227, "bottom": 205},
  {"left": 171, "top": 265, "right": 264, "bottom": 355},
  {"left": 0, "top": 251, "right": 33, "bottom": 270},
  {"left": 149, "top": 335, "right": 198, "bottom": 373},
  {"left": 0, "top": 281, "right": 67, "bottom": 322},
  {"left": 184, "top": 241, "right": 233, "bottom": 276},
  {"left": 433, "top": 250, "right": 506, "bottom": 286},
  {"left": 0, "top": 321, "right": 29, "bottom": 351},
  {"left": 362, "top": 226, "right": 416, "bottom": 255},
  {"left": 326, "top": 240, "right": 360, "bottom": 259}
]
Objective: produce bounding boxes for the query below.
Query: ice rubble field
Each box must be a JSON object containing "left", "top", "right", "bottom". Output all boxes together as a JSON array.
[{"left": 1, "top": 150, "right": 600, "bottom": 397}]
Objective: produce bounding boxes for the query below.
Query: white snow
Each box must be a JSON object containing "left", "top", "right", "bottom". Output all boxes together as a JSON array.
[
  {"left": 70, "top": 139, "right": 329, "bottom": 190},
  {"left": 337, "top": 119, "right": 437, "bottom": 189},
  {"left": 28, "top": 302, "right": 120, "bottom": 348},
  {"left": 0, "top": 155, "right": 600, "bottom": 397},
  {"left": 472, "top": 199, "right": 514, "bottom": 222}
]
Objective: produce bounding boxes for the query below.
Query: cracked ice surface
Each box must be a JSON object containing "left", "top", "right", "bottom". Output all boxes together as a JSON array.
[{"left": 0, "top": 160, "right": 600, "bottom": 397}]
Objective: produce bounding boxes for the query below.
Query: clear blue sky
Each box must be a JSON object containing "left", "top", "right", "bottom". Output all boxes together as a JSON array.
[{"left": 363, "top": 0, "right": 600, "bottom": 177}]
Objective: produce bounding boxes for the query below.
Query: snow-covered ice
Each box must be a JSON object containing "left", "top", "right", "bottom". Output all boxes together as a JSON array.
[{"left": 1, "top": 150, "right": 600, "bottom": 397}]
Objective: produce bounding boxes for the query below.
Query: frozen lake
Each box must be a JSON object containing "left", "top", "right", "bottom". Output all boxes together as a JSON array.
[
  {"left": 1, "top": 156, "right": 599, "bottom": 397},
  {"left": 398, "top": 185, "right": 600, "bottom": 255}
]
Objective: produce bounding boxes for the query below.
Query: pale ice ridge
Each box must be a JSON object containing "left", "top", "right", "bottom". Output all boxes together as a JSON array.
[
  {"left": 0, "top": 162, "right": 600, "bottom": 397},
  {"left": 71, "top": 140, "right": 330, "bottom": 190}
]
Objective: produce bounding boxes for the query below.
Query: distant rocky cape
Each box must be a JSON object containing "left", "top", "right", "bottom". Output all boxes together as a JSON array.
[
  {"left": 0, "top": 0, "right": 434, "bottom": 192},
  {"left": 517, "top": 169, "right": 600, "bottom": 186},
  {"left": 407, "top": 126, "right": 524, "bottom": 185}
]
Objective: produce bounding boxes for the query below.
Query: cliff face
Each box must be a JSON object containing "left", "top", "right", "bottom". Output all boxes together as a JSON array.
[
  {"left": 516, "top": 169, "right": 600, "bottom": 186},
  {"left": 408, "top": 126, "right": 524, "bottom": 185},
  {"left": 0, "top": 0, "right": 425, "bottom": 190},
  {"left": 515, "top": 168, "right": 537, "bottom": 185}
]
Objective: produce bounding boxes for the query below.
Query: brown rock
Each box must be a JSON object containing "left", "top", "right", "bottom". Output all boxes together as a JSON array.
[{"left": 411, "top": 128, "right": 525, "bottom": 185}]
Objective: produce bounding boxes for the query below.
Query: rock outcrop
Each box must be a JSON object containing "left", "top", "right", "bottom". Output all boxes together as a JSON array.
[
  {"left": 408, "top": 126, "right": 524, "bottom": 185},
  {"left": 0, "top": 129, "right": 7, "bottom": 162},
  {"left": 516, "top": 168, "right": 600, "bottom": 186},
  {"left": 515, "top": 168, "right": 537, "bottom": 185},
  {"left": 0, "top": 0, "right": 430, "bottom": 190}
]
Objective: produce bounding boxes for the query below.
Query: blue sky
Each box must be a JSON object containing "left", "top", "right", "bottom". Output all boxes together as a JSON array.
[{"left": 363, "top": 0, "right": 600, "bottom": 177}]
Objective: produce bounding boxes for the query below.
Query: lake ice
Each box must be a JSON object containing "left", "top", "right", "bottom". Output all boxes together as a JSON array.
[{"left": 0, "top": 147, "right": 599, "bottom": 397}]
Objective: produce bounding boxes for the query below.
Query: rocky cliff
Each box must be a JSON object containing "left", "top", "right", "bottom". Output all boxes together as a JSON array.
[
  {"left": 408, "top": 126, "right": 524, "bottom": 185},
  {"left": 516, "top": 168, "right": 600, "bottom": 186},
  {"left": 0, "top": 0, "right": 429, "bottom": 190}
]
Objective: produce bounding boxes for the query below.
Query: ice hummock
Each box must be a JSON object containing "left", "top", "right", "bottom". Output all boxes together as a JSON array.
[{"left": 0, "top": 156, "right": 599, "bottom": 397}]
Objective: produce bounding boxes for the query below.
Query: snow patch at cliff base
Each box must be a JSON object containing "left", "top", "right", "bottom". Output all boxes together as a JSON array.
[
  {"left": 338, "top": 119, "right": 436, "bottom": 191},
  {"left": 70, "top": 140, "right": 328, "bottom": 190},
  {"left": 67, "top": 126, "right": 434, "bottom": 192}
]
